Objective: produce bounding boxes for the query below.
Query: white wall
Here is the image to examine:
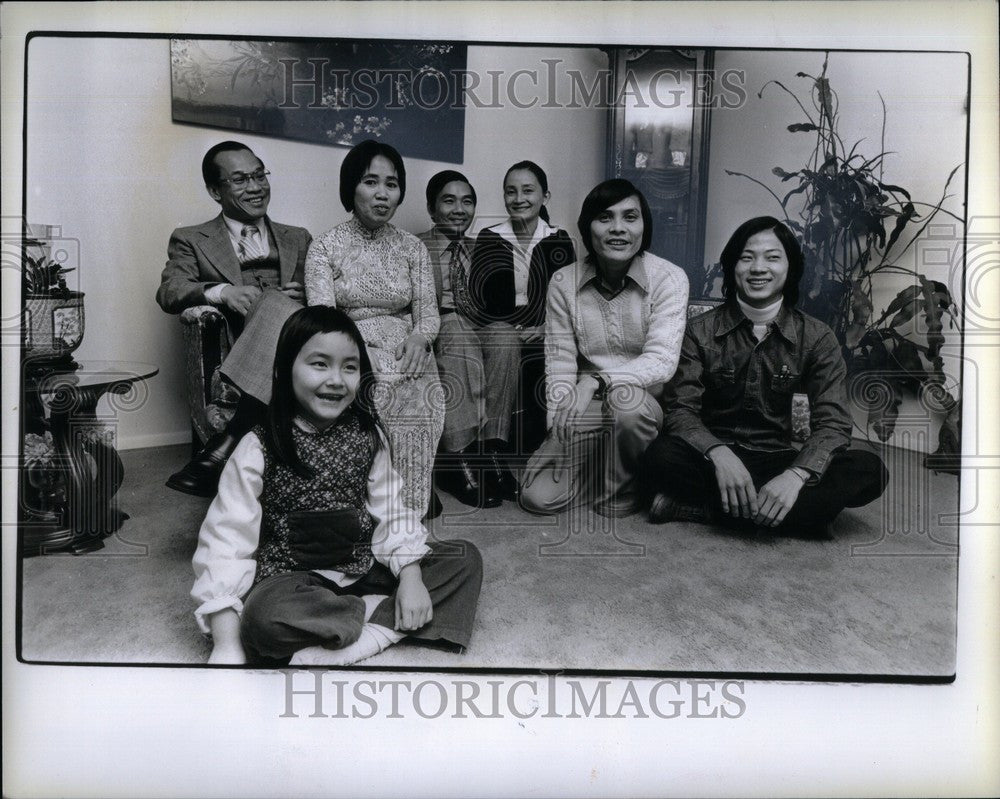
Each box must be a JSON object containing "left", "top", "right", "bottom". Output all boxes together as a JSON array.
[
  {"left": 705, "top": 50, "right": 968, "bottom": 450},
  {"left": 25, "top": 38, "right": 606, "bottom": 449}
]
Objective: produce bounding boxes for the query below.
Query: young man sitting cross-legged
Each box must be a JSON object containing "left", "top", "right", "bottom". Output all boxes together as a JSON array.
[{"left": 643, "top": 216, "right": 888, "bottom": 537}]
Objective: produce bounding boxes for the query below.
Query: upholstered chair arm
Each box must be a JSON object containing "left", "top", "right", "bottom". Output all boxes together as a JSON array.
[{"left": 179, "top": 305, "right": 235, "bottom": 446}]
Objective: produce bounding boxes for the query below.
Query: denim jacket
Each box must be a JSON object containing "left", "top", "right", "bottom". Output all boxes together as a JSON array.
[{"left": 663, "top": 300, "right": 852, "bottom": 479}]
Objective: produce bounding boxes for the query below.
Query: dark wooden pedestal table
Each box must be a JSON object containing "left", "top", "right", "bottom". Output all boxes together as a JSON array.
[{"left": 20, "top": 360, "right": 158, "bottom": 555}]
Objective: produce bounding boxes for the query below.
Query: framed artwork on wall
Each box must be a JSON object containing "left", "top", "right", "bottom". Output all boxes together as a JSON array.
[{"left": 170, "top": 38, "right": 468, "bottom": 163}]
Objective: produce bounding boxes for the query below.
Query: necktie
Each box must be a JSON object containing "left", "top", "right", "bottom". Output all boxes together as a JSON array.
[
  {"left": 447, "top": 240, "right": 472, "bottom": 316},
  {"left": 239, "top": 224, "right": 266, "bottom": 262}
]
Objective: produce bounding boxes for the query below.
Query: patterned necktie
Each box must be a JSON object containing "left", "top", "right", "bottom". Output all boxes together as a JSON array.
[
  {"left": 447, "top": 240, "right": 472, "bottom": 316},
  {"left": 239, "top": 224, "right": 266, "bottom": 262}
]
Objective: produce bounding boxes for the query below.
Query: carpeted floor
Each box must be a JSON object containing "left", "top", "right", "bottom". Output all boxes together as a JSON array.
[{"left": 18, "top": 443, "right": 958, "bottom": 677}]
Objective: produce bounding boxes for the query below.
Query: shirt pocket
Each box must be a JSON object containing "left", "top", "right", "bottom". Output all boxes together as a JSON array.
[
  {"left": 706, "top": 367, "right": 739, "bottom": 399},
  {"left": 769, "top": 370, "right": 801, "bottom": 394}
]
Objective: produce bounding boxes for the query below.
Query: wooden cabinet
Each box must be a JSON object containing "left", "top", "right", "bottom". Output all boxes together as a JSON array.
[{"left": 606, "top": 48, "right": 713, "bottom": 290}]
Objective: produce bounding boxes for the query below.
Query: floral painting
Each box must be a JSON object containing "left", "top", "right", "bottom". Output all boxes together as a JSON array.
[{"left": 170, "top": 38, "right": 467, "bottom": 163}]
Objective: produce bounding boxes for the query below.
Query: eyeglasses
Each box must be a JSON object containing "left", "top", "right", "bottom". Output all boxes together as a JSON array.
[{"left": 219, "top": 170, "right": 270, "bottom": 189}]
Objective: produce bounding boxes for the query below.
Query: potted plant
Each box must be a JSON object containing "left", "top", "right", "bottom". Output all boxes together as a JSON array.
[
  {"left": 22, "top": 224, "right": 85, "bottom": 368},
  {"left": 725, "top": 54, "right": 963, "bottom": 472}
]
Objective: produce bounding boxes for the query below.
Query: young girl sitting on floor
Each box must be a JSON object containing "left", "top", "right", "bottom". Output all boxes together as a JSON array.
[{"left": 191, "top": 305, "right": 482, "bottom": 666}]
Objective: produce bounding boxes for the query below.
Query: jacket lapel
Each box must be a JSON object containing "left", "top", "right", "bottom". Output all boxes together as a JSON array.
[
  {"left": 271, "top": 220, "right": 298, "bottom": 286},
  {"left": 198, "top": 215, "right": 243, "bottom": 286}
]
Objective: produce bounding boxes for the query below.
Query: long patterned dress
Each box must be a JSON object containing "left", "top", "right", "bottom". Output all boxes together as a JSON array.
[{"left": 305, "top": 217, "right": 444, "bottom": 514}]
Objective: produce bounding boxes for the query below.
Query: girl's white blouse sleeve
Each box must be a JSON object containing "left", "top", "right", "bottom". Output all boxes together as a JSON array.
[
  {"left": 365, "top": 435, "right": 431, "bottom": 576},
  {"left": 190, "top": 432, "right": 265, "bottom": 634}
]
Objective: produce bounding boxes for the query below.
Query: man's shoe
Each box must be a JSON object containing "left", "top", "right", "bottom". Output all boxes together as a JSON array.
[
  {"left": 165, "top": 431, "right": 241, "bottom": 498},
  {"left": 478, "top": 465, "right": 506, "bottom": 508},
  {"left": 647, "top": 493, "right": 708, "bottom": 525},
  {"left": 439, "top": 459, "right": 499, "bottom": 508},
  {"left": 485, "top": 452, "right": 520, "bottom": 502}
]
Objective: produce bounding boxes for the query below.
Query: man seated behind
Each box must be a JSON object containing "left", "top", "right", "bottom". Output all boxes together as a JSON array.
[
  {"left": 643, "top": 216, "right": 887, "bottom": 537},
  {"left": 417, "top": 170, "right": 521, "bottom": 508},
  {"left": 156, "top": 140, "right": 311, "bottom": 497}
]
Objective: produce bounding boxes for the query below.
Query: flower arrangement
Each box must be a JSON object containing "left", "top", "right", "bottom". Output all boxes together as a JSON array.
[
  {"left": 22, "top": 238, "right": 75, "bottom": 298},
  {"left": 21, "top": 225, "right": 86, "bottom": 366},
  {"left": 23, "top": 431, "right": 56, "bottom": 469}
]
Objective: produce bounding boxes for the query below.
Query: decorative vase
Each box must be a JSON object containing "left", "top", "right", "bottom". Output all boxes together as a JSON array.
[{"left": 22, "top": 291, "right": 85, "bottom": 369}]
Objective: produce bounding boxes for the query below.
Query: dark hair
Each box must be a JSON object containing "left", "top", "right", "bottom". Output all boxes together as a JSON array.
[
  {"left": 720, "top": 216, "right": 804, "bottom": 307},
  {"left": 425, "top": 169, "right": 477, "bottom": 208},
  {"left": 265, "top": 305, "right": 385, "bottom": 478},
  {"left": 202, "top": 141, "right": 257, "bottom": 187},
  {"left": 576, "top": 179, "right": 653, "bottom": 262},
  {"left": 339, "top": 140, "right": 407, "bottom": 212},
  {"left": 504, "top": 160, "right": 551, "bottom": 224}
]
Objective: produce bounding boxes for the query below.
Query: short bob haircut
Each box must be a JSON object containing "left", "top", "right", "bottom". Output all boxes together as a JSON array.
[
  {"left": 264, "top": 305, "right": 385, "bottom": 478},
  {"left": 339, "top": 140, "right": 407, "bottom": 212},
  {"left": 201, "top": 140, "right": 259, "bottom": 187},
  {"left": 576, "top": 179, "right": 653, "bottom": 262},
  {"left": 719, "top": 216, "right": 804, "bottom": 307}
]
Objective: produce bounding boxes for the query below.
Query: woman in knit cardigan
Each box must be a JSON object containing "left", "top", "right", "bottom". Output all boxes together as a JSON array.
[
  {"left": 467, "top": 160, "right": 576, "bottom": 464},
  {"left": 520, "top": 179, "right": 689, "bottom": 517}
]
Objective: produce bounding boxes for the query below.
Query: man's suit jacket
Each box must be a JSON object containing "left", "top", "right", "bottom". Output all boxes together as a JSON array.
[{"left": 156, "top": 214, "right": 312, "bottom": 339}]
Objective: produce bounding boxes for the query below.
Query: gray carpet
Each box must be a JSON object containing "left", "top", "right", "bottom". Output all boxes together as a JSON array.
[{"left": 19, "top": 443, "right": 958, "bottom": 677}]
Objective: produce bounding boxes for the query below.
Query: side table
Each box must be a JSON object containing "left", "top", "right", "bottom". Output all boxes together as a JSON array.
[{"left": 20, "top": 360, "right": 159, "bottom": 555}]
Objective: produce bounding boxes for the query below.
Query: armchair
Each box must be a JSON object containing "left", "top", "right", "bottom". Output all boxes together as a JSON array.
[{"left": 179, "top": 305, "right": 239, "bottom": 452}]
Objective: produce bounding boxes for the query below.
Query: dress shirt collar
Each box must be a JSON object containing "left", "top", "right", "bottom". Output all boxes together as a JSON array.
[
  {"left": 426, "top": 226, "right": 472, "bottom": 257},
  {"left": 222, "top": 214, "right": 267, "bottom": 242},
  {"left": 578, "top": 253, "right": 650, "bottom": 294},
  {"left": 714, "top": 299, "right": 797, "bottom": 343},
  {"left": 491, "top": 217, "right": 555, "bottom": 254}
]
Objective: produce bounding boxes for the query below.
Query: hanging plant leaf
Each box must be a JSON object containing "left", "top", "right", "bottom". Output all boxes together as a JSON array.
[
  {"left": 872, "top": 219, "right": 887, "bottom": 248},
  {"left": 845, "top": 321, "right": 868, "bottom": 350},
  {"left": 888, "top": 338, "right": 927, "bottom": 378},
  {"left": 781, "top": 182, "right": 809, "bottom": 206},
  {"left": 888, "top": 303, "right": 918, "bottom": 330},
  {"left": 875, "top": 285, "right": 919, "bottom": 326},
  {"left": 772, "top": 167, "right": 798, "bottom": 181},
  {"left": 849, "top": 281, "right": 874, "bottom": 323},
  {"left": 879, "top": 183, "right": 912, "bottom": 200},
  {"left": 884, "top": 202, "right": 916, "bottom": 255},
  {"left": 917, "top": 275, "right": 950, "bottom": 358},
  {"left": 816, "top": 76, "right": 835, "bottom": 119}
]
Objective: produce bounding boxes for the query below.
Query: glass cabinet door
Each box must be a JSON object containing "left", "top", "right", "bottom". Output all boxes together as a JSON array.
[{"left": 606, "top": 48, "right": 713, "bottom": 291}]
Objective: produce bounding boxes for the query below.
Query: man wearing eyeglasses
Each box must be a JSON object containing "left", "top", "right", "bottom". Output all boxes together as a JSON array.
[{"left": 157, "top": 140, "right": 312, "bottom": 496}]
